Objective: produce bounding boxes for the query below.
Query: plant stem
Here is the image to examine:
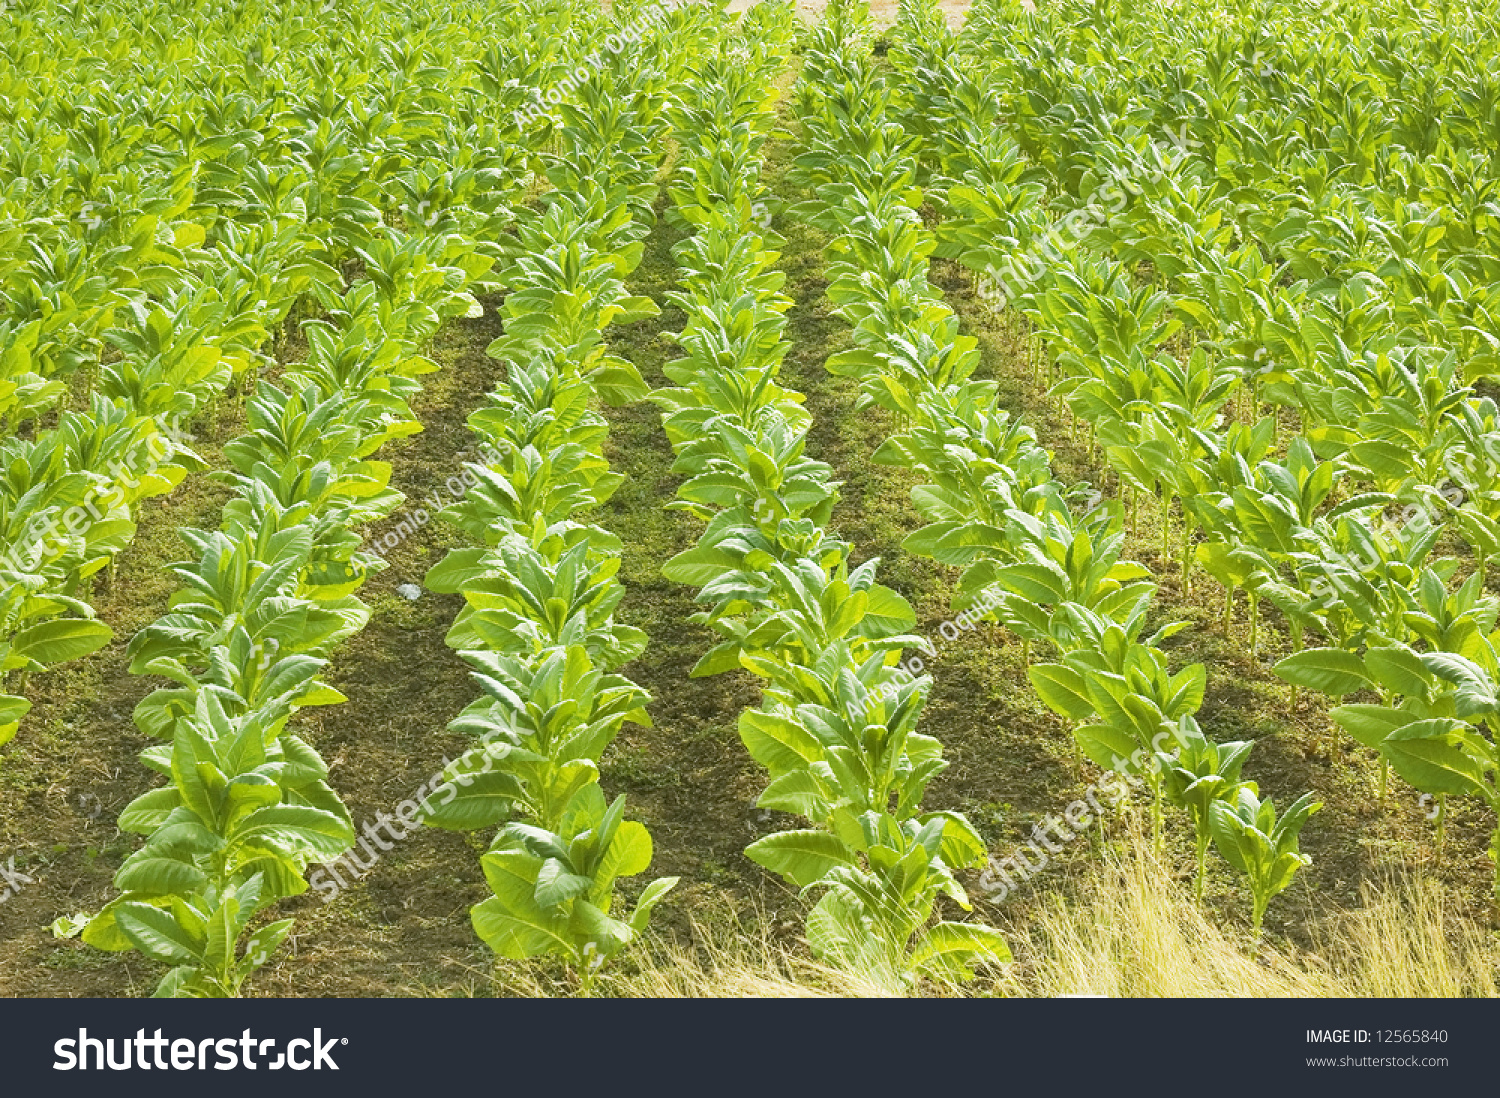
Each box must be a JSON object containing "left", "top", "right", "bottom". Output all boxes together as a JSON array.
[
  {"left": 1180, "top": 514, "right": 1192, "bottom": 595},
  {"left": 1160, "top": 493, "right": 1170, "bottom": 562},
  {"left": 1148, "top": 775, "right": 1163, "bottom": 854},
  {"left": 1249, "top": 592, "right": 1259, "bottom": 659},
  {"left": 1435, "top": 794, "right": 1446, "bottom": 860}
]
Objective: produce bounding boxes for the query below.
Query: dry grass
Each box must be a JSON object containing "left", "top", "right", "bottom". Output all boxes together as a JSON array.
[
  {"left": 996, "top": 830, "right": 1497, "bottom": 998},
  {"left": 1309, "top": 876, "right": 1499, "bottom": 998},
  {"left": 458, "top": 830, "right": 1498, "bottom": 998},
  {"left": 601, "top": 920, "right": 897, "bottom": 998},
  {"left": 430, "top": 910, "right": 904, "bottom": 998}
]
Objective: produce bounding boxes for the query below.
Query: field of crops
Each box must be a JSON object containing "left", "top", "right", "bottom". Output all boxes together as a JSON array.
[{"left": 1, "top": 0, "right": 1499, "bottom": 999}]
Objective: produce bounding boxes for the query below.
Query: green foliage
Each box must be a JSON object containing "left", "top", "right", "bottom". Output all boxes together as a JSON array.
[
  {"left": 1209, "top": 788, "right": 1322, "bottom": 936},
  {"left": 650, "top": 21, "right": 1007, "bottom": 986},
  {"left": 54, "top": 0, "right": 585, "bottom": 996},
  {"left": 411, "top": 0, "right": 723, "bottom": 989},
  {"left": 1156, "top": 718, "right": 1254, "bottom": 900}
]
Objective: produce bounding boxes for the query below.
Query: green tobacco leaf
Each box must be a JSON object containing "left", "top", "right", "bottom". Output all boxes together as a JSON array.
[
  {"left": 1273, "top": 648, "right": 1371, "bottom": 696},
  {"left": 115, "top": 903, "right": 202, "bottom": 967},
  {"left": 11, "top": 619, "right": 113, "bottom": 668},
  {"left": 910, "top": 921, "right": 1011, "bottom": 979},
  {"left": 628, "top": 876, "right": 678, "bottom": 933},
  {"left": 0, "top": 693, "right": 30, "bottom": 747},
  {"left": 420, "top": 769, "right": 522, "bottom": 831},
  {"left": 745, "top": 829, "right": 856, "bottom": 886},
  {"left": 1329, "top": 704, "right": 1409, "bottom": 750},
  {"left": 1029, "top": 663, "right": 1095, "bottom": 721},
  {"left": 1382, "top": 719, "right": 1488, "bottom": 796}
]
